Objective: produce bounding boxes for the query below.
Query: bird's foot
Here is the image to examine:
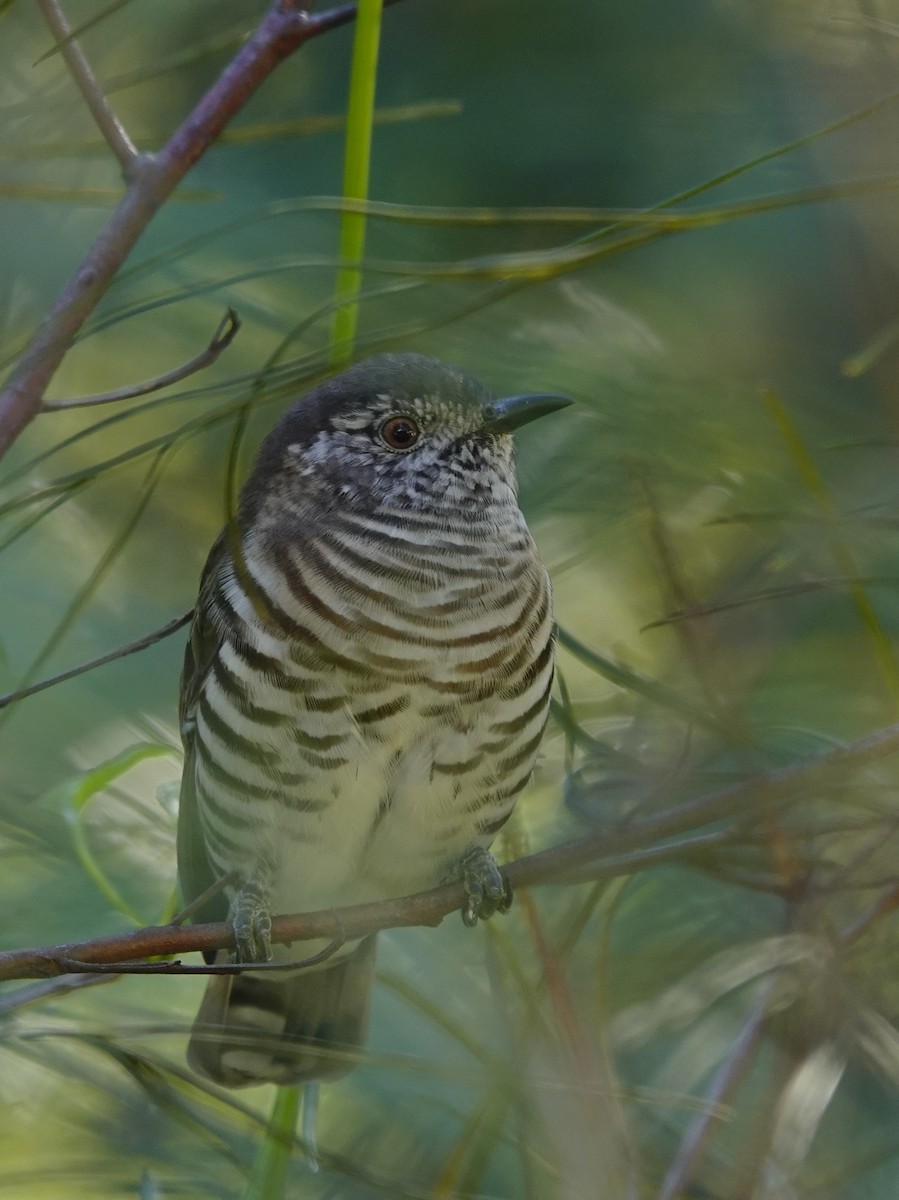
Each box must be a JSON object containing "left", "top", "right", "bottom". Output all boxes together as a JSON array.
[
  {"left": 459, "top": 846, "right": 513, "bottom": 927},
  {"left": 229, "top": 875, "right": 273, "bottom": 963}
]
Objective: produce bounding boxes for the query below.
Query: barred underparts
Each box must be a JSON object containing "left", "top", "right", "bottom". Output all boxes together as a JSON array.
[{"left": 177, "top": 353, "right": 569, "bottom": 1087}]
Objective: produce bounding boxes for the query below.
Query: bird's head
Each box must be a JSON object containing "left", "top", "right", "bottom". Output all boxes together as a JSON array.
[{"left": 241, "top": 353, "right": 571, "bottom": 524}]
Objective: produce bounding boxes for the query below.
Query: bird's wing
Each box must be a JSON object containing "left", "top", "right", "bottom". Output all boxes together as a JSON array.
[{"left": 176, "top": 535, "right": 230, "bottom": 927}]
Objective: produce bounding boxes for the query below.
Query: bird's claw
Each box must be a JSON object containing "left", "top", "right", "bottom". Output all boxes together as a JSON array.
[
  {"left": 230, "top": 876, "right": 273, "bottom": 963},
  {"left": 460, "top": 846, "right": 513, "bottom": 927}
]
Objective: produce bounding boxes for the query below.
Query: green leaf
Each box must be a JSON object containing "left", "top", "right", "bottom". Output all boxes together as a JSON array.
[
  {"left": 57, "top": 743, "right": 172, "bottom": 816},
  {"left": 49, "top": 742, "right": 174, "bottom": 925},
  {"left": 556, "top": 626, "right": 717, "bottom": 728}
]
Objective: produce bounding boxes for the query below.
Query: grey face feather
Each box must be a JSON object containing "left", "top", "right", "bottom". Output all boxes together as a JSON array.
[{"left": 242, "top": 353, "right": 518, "bottom": 522}]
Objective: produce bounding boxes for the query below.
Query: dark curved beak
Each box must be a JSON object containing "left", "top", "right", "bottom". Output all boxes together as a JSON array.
[{"left": 481, "top": 392, "right": 573, "bottom": 435}]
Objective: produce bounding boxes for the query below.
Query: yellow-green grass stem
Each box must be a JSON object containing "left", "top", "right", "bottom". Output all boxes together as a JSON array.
[
  {"left": 242, "top": 1084, "right": 303, "bottom": 1200},
  {"left": 329, "top": 0, "right": 384, "bottom": 363}
]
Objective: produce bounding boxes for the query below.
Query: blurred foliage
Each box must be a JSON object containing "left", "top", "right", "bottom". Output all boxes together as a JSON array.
[{"left": 3, "top": 0, "right": 899, "bottom": 1197}]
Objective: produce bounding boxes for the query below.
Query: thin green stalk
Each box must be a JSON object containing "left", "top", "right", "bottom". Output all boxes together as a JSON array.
[
  {"left": 329, "top": 0, "right": 384, "bottom": 363},
  {"left": 242, "top": 1085, "right": 302, "bottom": 1200}
]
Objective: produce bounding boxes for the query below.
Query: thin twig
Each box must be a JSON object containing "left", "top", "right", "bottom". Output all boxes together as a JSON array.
[
  {"left": 35, "top": 0, "right": 140, "bottom": 174},
  {"left": 2, "top": 716, "right": 899, "bottom": 983},
  {"left": 54, "top": 928, "right": 346, "bottom": 975},
  {"left": 0, "top": 609, "right": 193, "bottom": 712},
  {"left": 641, "top": 576, "right": 899, "bottom": 630},
  {"left": 41, "top": 309, "right": 241, "bottom": 411},
  {"left": 168, "top": 869, "right": 238, "bottom": 926}
]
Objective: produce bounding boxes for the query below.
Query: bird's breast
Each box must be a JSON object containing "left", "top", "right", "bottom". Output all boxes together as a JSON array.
[
  {"left": 240, "top": 506, "right": 547, "bottom": 684},
  {"left": 191, "top": 505, "right": 554, "bottom": 913}
]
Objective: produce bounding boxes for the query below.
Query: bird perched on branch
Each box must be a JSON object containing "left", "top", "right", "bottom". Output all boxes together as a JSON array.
[{"left": 177, "top": 352, "right": 570, "bottom": 1087}]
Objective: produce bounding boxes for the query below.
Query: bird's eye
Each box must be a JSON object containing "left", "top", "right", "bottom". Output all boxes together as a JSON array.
[{"left": 379, "top": 415, "right": 421, "bottom": 451}]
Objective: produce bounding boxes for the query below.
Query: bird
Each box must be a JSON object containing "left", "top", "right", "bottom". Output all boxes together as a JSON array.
[{"left": 177, "top": 351, "right": 570, "bottom": 1088}]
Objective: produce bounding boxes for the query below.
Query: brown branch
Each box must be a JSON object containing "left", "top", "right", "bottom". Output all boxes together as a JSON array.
[
  {"left": 2, "top": 716, "right": 899, "bottom": 984},
  {"left": 0, "top": 0, "right": 407, "bottom": 460},
  {"left": 41, "top": 309, "right": 240, "bottom": 411},
  {"left": 53, "top": 929, "right": 347, "bottom": 976}
]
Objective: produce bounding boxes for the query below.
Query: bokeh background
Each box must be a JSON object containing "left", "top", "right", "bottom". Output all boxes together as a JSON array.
[{"left": 3, "top": 0, "right": 899, "bottom": 1196}]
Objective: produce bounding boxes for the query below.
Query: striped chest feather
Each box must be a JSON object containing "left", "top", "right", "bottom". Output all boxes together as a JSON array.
[{"left": 186, "top": 505, "right": 554, "bottom": 915}]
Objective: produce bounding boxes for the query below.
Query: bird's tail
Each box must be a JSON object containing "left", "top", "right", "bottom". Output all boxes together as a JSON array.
[{"left": 187, "top": 935, "right": 377, "bottom": 1088}]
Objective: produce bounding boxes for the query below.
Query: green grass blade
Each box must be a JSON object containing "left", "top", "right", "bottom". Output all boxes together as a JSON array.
[
  {"left": 242, "top": 1085, "right": 302, "bottom": 1200},
  {"left": 329, "top": 0, "right": 384, "bottom": 363},
  {"left": 49, "top": 742, "right": 173, "bottom": 925},
  {"left": 0, "top": 101, "right": 459, "bottom": 158},
  {"left": 0, "top": 182, "right": 122, "bottom": 202},
  {"left": 556, "top": 625, "right": 717, "bottom": 728}
]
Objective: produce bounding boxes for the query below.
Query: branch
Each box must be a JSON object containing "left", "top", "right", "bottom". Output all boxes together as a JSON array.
[
  {"left": 41, "top": 309, "right": 240, "bottom": 411},
  {"left": 36, "top": 0, "right": 140, "bottom": 174},
  {"left": 0, "top": 0, "right": 407, "bottom": 460},
  {"left": 2, "top": 716, "right": 899, "bottom": 983},
  {"left": 0, "top": 610, "right": 193, "bottom": 712}
]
